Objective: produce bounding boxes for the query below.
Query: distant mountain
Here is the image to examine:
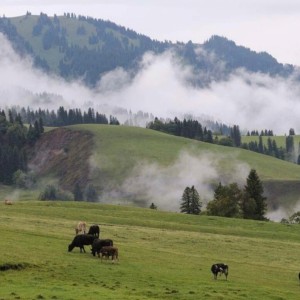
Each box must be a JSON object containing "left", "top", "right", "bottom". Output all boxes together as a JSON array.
[{"left": 0, "top": 12, "right": 295, "bottom": 86}]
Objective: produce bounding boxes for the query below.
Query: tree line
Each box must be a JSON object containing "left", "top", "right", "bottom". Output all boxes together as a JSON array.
[
  {"left": 147, "top": 117, "right": 214, "bottom": 143},
  {"left": 148, "top": 117, "right": 299, "bottom": 164},
  {"left": 0, "top": 109, "right": 43, "bottom": 184},
  {"left": 179, "top": 169, "right": 267, "bottom": 221},
  {"left": 9, "top": 106, "right": 120, "bottom": 127}
]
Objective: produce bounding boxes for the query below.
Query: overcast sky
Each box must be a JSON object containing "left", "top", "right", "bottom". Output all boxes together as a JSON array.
[{"left": 2, "top": 0, "right": 300, "bottom": 65}]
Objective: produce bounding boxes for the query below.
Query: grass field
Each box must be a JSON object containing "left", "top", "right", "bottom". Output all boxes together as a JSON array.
[
  {"left": 1, "top": 200, "right": 300, "bottom": 300},
  {"left": 241, "top": 135, "right": 300, "bottom": 150},
  {"left": 71, "top": 124, "right": 300, "bottom": 183}
]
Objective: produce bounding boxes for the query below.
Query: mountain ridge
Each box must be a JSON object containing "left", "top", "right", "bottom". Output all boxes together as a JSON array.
[{"left": 0, "top": 12, "right": 295, "bottom": 86}]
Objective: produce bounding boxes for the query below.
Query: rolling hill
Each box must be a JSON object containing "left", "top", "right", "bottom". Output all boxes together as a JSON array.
[{"left": 2, "top": 124, "right": 295, "bottom": 218}]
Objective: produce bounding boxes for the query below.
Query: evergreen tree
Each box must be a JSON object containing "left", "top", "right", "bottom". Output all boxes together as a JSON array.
[
  {"left": 258, "top": 135, "right": 264, "bottom": 154},
  {"left": 180, "top": 186, "right": 202, "bottom": 215},
  {"left": 230, "top": 125, "right": 241, "bottom": 147},
  {"left": 189, "top": 185, "right": 202, "bottom": 215},
  {"left": 149, "top": 202, "right": 157, "bottom": 210},
  {"left": 73, "top": 182, "right": 83, "bottom": 201},
  {"left": 180, "top": 186, "right": 191, "bottom": 214},
  {"left": 242, "top": 169, "right": 267, "bottom": 220},
  {"left": 286, "top": 135, "right": 294, "bottom": 153},
  {"left": 84, "top": 184, "right": 98, "bottom": 202}
]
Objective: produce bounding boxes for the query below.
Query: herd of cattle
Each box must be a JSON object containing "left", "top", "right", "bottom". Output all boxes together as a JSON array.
[
  {"left": 68, "top": 221, "right": 119, "bottom": 262},
  {"left": 65, "top": 220, "right": 300, "bottom": 282},
  {"left": 68, "top": 222, "right": 229, "bottom": 279}
]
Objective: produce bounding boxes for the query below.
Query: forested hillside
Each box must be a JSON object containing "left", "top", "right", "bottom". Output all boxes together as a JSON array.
[{"left": 0, "top": 12, "right": 294, "bottom": 86}]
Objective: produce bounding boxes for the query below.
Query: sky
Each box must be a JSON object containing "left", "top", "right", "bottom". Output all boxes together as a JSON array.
[{"left": 2, "top": 0, "right": 300, "bottom": 66}]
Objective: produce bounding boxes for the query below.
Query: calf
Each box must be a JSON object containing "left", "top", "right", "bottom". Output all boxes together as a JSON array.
[
  {"left": 99, "top": 246, "right": 119, "bottom": 262},
  {"left": 91, "top": 238, "right": 113, "bottom": 257},
  {"left": 68, "top": 234, "right": 96, "bottom": 253},
  {"left": 211, "top": 263, "right": 229, "bottom": 280}
]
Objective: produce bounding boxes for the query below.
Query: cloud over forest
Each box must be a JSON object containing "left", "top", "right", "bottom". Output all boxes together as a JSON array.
[{"left": 1, "top": 33, "right": 300, "bottom": 134}]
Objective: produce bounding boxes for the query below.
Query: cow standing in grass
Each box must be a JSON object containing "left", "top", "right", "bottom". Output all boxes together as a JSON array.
[
  {"left": 99, "top": 246, "right": 119, "bottom": 262},
  {"left": 91, "top": 238, "right": 113, "bottom": 257},
  {"left": 88, "top": 224, "right": 100, "bottom": 238},
  {"left": 75, "top": 221, "right": 86, "bottom": 235},
  {"left": 211, "top": 263, "right": 229, "bottom": 280},
  {"left": 68, "top": 234, "right": 96, "bottom": 253}
]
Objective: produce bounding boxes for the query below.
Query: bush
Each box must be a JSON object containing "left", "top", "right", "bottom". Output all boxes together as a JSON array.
[{"left": 39, "top": 185, "right": 73, "bottom": 201}]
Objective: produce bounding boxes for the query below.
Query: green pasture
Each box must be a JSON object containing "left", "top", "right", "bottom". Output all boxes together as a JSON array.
[
  {"left": 71, "top": 124, "right": 300, "bottom": 183},
  {"left": 241, "top": 135, "right": 300, "bottom": 149},
  {"left": 1, "top": 201, "right": 300, "bottom": 300}
]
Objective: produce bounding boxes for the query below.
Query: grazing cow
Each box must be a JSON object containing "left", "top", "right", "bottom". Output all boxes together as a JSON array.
[
  {"left": 99, "top": 246, "right": 119, "bottom": 262},
  {"left": 211, "top": 263, "right": 229, "bottom": 280},
  {"left": 4, "top": 199, "right": 13, "bottom": 205},
  {"left": 75, "top": 221, "right": 86, "bottom": 235},
  {"left": 68, "top": 234, "right": 96, "bottom": 253},
  {"left": 91, "top": 238, "right": 113, "bottom": 257},
  {"left": 88, "top": 224, "right": 100, "bottom": 238}
]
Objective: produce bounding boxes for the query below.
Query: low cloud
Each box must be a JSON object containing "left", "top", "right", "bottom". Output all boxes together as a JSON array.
[
  {"left": 101, "top": 150, "right": 250, "bottom": 212},
  {"left": 1, "top": 33, "right": 300, "bottom": 134}
]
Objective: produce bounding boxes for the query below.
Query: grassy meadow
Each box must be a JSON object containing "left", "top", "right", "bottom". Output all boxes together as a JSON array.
[
  {"left": 71, "top": 124, "right": 300, "bottom": 183},
  {"left": 1, "top": 200, "right": 300, "bottom": 300}
]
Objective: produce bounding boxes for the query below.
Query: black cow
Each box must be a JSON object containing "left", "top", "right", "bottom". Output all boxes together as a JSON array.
[
  {"left": 91, "top": 238, "right": 113, "bottom": 257},
  {"left": 87, "top": 224, "right": 100, "bottom": 238},
  {"left": 68, "top": 234, "right": 97, "bottom": 253},
  {"left": 211, "top": 263, "right": 229, "bottom": 280}
]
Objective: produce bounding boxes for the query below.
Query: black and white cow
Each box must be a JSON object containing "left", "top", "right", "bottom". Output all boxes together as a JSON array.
[{"left": 211, "top": 263, "right": 229, "bottom": 280}]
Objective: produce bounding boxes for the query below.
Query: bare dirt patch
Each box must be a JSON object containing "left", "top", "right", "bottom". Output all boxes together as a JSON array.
[{"left": 27, "top": 128, "right": 94, "bottom": 190}]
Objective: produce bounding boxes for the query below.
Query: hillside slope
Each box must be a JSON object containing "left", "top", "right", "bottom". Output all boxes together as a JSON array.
[{"left": 26, "top": 124, "right": 300, "bottom": 214}]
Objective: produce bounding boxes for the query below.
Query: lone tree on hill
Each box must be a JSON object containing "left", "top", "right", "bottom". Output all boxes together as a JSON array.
[
  {"left": 242, "top": 169, "right": 267, "bottom": 220},
  {"left": 180, "top": 185, "right": 202, "bottom": 215}
]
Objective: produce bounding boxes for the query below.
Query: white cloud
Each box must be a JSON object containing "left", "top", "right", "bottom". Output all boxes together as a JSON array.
[
  {"left": 2, "top": 33, "right": 300, "bottom": 134},
  {"left": 101, "top": 150, "right": 250, "bottom": 211}
]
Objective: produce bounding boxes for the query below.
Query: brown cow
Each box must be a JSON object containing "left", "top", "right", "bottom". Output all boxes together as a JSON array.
[
  {"left": 99, "top": 246, "right": 119, "bottom": 262},
  {"left": 4, "top": 199, "right": 13, "bottom": 205}
]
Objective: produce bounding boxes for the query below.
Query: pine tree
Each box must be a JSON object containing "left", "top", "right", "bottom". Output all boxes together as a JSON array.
[
  {"left": 180, "top": 187, "right": 191, "bottom": 214},
  {"left": 180, "top": 186, "right": 202, "bottom": 215},
  {"left": 242, "top": 169, "right": 267, "bottom": 220},
  {"left": 73, "top": 182, "right": 83, "bottom": 201},
  {"left": 84, "top": 184, "right": 98, "bottom": 202},
  {"left": 189, "top": 185, "right": 202, "bottom": 215}
]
